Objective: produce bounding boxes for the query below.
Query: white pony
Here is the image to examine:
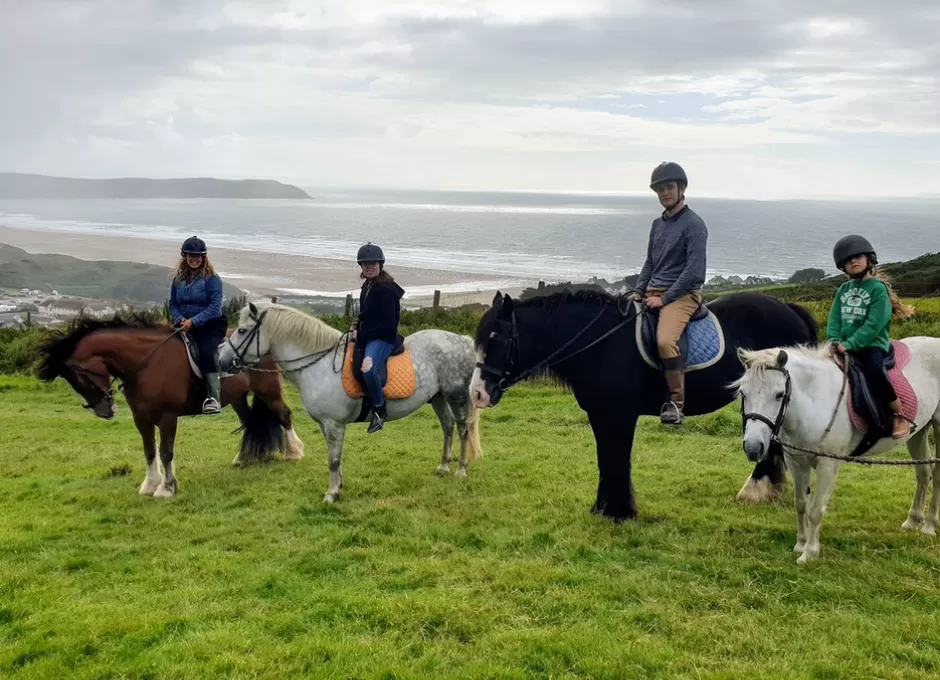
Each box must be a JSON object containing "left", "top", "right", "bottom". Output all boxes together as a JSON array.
[
  {"left": 736, "top": 338, "right": 940, "bottom": 563},
  {"left": 218, "top": 302, "right": 483, "bottom": 502}
]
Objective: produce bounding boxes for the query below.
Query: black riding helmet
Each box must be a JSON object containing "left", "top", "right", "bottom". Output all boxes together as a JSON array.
[
  {"left": 833, "top": 234, "right": 878, "bottom": 270},
  {"left": 650, "top": 162, "right": 688, "bottom": 190},
  {"left": 357, "top": 242, "right": 385, "bottom": 264},
  {"left": 181, "top": 235, "right": 207, "bottom": 256}
]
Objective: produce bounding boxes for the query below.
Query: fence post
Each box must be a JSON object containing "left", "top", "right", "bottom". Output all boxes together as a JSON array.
[
  {"left": 271, "top": 296, "right": 277, "bottom": 304},
  {"left": 25, "top": 311, "right": 31, "bottom": 328},
  {"left": 345, "top": 294, "right": 353, "bottom": 319},
  {"left": 432, "top": 290, "right": 441, "bottom": 312},
  {"left": 538, "top": 281, "right": 545, "bottom": 295}
]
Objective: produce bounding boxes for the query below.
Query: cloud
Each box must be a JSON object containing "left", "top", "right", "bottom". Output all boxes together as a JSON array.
[{"left": 1, "top": 0, "right": 939, "bottom": 197}]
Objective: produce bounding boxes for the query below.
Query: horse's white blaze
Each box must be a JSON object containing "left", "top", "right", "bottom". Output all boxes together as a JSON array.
[
  {"left": 469, "top": 350, "right": 490, "bottom": 408},
  {"left": 736, "top": 338, "right": 940, "bottom": 563},
  {"left": 219, "top": 302, "right": 482, "bottom": 501}
]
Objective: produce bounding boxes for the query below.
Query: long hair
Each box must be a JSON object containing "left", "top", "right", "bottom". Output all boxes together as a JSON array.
[
  {"left": 174, "top": 255, "right": 217, "bottom": 282},
  {"left": 360, "top": 268, "right": 395, "bottom": 284},
  {"left": 873, "top": 269, "right": 915, "bottom": 320}
]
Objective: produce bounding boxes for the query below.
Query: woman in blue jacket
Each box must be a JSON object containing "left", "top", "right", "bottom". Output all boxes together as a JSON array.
[{"left": 169, "top": 235, "right": 226, "bottom": 414}]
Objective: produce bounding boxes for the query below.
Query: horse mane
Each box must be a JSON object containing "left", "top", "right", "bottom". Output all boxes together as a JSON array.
[
  {"left": 35, "top": 313, "right": 171, "bottom": 381},
  {"left": 731, "top": 343, "right": 830, "bottom": 393},
  {"left": 242, "top": 302, "right": 342, "bottom": 352}
]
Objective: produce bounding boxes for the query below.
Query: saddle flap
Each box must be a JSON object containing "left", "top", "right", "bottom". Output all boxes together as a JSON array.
[{"left": 635, "top": 302, "right": 724, "bottom": 373}]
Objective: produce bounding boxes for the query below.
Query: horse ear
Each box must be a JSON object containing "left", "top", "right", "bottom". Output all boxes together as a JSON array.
[
  {"left": 776, "top": 349, "right": 788, "bottom": 368},
  {"left": 249, "top": 301, "right": 259, "bottom": 318},
  {"left": 736, "top": 347, "right": 750, "bottom": 367},
  {"left": 491, "top": 291, "right": 503, "bottom": 308},
  {"left": 501, "top": 294, "right": 514, "bottom": 314}
]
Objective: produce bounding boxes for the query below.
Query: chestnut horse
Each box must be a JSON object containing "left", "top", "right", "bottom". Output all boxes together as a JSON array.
[{"left": 35, "top": 314, "right": 304, "bottom": 497}]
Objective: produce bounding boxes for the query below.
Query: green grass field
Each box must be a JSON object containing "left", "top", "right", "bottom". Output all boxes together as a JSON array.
[{"left": 3, "top": 375, "right": 940, "bottom": 679}]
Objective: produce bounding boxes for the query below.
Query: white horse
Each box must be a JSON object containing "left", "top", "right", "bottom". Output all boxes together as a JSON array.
[
  {"left": 218, "top": 302, "right": 483, "bottom": 502},
  {"left": 736, "top": 339, "right": 940, "bottom": 563}
]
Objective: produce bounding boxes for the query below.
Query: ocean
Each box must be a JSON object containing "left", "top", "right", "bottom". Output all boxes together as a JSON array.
[{"left": 0, "top": 188, "right": 936, "bottom": 294}]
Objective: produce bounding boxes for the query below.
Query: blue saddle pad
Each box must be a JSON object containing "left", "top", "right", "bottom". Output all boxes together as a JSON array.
[{"left": 635, "top": 302, "right": 725, "bottom": 372}]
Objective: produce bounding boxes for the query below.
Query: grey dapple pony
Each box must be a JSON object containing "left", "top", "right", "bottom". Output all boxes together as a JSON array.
[{"left": 218, "top": 302, "right": 483, "bottom": 502}]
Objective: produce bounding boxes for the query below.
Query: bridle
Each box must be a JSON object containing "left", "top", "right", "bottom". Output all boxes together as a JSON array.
[
  {"left": 224, "top": 310, "right": 342, "bottom": 374},
  {"left": 740, "top": 365, "right": 793, "bottom": 440},
  {"left": 475, "top": 297, "right": 635, "bottom": 398},
  {"left": 64, "top": 359, "right": 117, "bottom": 414},
  {"left": 224, "top": 311, "right": 266, "bottom": 372}
]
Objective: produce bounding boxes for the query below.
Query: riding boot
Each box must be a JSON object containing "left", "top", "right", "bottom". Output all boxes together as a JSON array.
[
  {"left": 368, "top": 403, "right": 387, "bottom": 434},
  {"left": 661, "top": 362, "right": 685, "bottom": 425},
  {"left": 203, "top": 372, "right": 221, "bottom": 415},
  {"left": 889, "top": 399, "right": 910, "bottom": 439}
]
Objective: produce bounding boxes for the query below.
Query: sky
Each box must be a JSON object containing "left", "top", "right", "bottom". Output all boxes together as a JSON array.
[{"left": 2, "top": 0, "right": 939, "bottom": 199}]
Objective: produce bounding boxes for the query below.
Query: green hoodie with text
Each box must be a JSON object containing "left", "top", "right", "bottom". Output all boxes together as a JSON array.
[{"left": 826, "top": 277, "right": 892, "bottom": 353}]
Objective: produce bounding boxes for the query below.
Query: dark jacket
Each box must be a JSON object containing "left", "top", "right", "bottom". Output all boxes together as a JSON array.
[
  {"left": 169, "top": 273, "right": 224, "bottom": 326},
  {"left": 356, "top": 278, "right": 405, "bottom": 345}
]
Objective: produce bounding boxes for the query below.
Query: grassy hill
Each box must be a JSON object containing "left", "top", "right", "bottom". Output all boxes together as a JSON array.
[
  {"left": 0, "top": 244, "right": 243, "bottom": 304},
  {"left": 0, "top": 173, "right": 312, "bottom": 199}
]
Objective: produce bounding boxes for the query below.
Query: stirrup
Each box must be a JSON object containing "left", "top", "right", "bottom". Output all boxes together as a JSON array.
[
  {"left": 660, "top": 401, "right": 684, "bottom": 425},
  {"left": 202, "top": 398, "right": 221, "bottom": 415}
]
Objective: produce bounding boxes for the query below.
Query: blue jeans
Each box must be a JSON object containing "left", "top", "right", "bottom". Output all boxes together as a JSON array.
[{"left": 363, "top": 340, "right": 394, "bottom": 407}]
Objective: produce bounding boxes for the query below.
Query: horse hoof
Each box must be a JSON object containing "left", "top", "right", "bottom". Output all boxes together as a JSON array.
[
  {"left": 793, "top": 542, "right": 806, "bottom": 553},
  {"left": 921, "top": 524, "right": 937, "bottom": 537},
  {"left": 796, "top": 550, "right": 817, "bottom": 564},
  {"left": 901, "top": 518, "right": 921, "bottom": 531},
  {"left": 284, "top": 452, "right": 304, "bottom": 462},
  {"left": 434, "top": 465, "right": 450, "bottom": 476},
  {"left": 736, "top": 477, "right": 779, "bottom": 504},
  {"left": 138, "top": 480, "right": 159, "bottom": 496},
  {"left": 323, "top": 492, "right": 339, "bottom": 504},
  {"left": 454, "top": 468, "right": 467, "bottom": 479},
  {"left": 231, "top": 456, "right": 245, "bottom": 468},
  {"left": 153, "top": 485, "right": 176, "bottom": 498}
]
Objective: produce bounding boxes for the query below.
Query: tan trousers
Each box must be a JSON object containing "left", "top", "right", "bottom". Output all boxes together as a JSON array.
[{"left": 646, "top": 288, "right": 703, "bottom": 364}]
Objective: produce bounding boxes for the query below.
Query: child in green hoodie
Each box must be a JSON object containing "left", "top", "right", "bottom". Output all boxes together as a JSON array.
[{"left": 827, "top": 234, "right": 914, "bottom": 439}]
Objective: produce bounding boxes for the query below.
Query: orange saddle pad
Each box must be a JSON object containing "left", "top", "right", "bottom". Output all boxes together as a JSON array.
[{"left": 341, "top": 342, "right": 416, "bottom": 400}]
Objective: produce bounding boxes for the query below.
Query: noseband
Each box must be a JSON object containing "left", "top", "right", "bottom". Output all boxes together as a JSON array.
[{"left": 740, "top": 366, "right": 792, "bottom": 439}]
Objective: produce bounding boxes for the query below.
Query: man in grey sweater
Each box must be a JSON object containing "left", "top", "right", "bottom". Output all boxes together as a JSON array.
[{"left": 630, "top": 161, "right": 708, "bottom": 425}]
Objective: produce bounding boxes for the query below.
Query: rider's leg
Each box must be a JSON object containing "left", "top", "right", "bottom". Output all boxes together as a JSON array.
[
  {"left": 196, "top": 316, "right": 228, "bottom": 414},
  {"left": 852, "top": 346, "right": 909, "bottom": 438},
  {"left": 362, "top": 339, "right": 394, "bottom": 433},
  {"left": 655, "top": 289, "right": 702, "bottom": 425}
]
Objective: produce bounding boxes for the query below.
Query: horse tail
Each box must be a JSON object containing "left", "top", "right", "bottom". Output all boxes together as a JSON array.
[
  {"left": 786, "top": 302, "right": 819, "bottom": 345},
  {"left": 465, "top": 398, "right": 483, "bottom": 461},
  {"left": 236, "top": 394, "right": 286, "bottom": 462}
]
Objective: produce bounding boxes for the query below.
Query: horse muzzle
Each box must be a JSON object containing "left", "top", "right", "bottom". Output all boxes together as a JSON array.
[{"left": 742, "top": 429, "right": 769, "bottom": 463}]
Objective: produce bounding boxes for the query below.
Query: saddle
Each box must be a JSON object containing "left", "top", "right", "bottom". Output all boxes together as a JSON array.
[
  {"left": 341, "top": 335, "right": 416, "bottom": 418},
  {"left": 180, "top": 333, "right": 233, "bottom": 380},
  {"left": 634, "top": 301, "right": 725, "bottom": 372},
  {"left": 841, "top": 341, "right": 918, "bottom": 456}
]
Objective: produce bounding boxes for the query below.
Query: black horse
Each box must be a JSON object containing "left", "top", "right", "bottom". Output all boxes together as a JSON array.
[{"left": 471, "top": 290, "right": 818, "bottom": 522}]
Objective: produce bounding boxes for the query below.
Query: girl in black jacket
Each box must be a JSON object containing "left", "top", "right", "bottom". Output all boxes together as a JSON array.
[{"left": 352, "top": 243, "right": 405, "bottom": 432}]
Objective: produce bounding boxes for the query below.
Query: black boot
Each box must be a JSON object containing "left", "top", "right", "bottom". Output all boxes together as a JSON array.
[{"left": 368, "top": 403, "right": 387, "bottom": 433}]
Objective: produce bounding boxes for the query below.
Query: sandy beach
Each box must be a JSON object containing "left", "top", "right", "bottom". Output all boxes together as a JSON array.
[{"left": 0, "top": 225, "right": 522, "bottom": 307}]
